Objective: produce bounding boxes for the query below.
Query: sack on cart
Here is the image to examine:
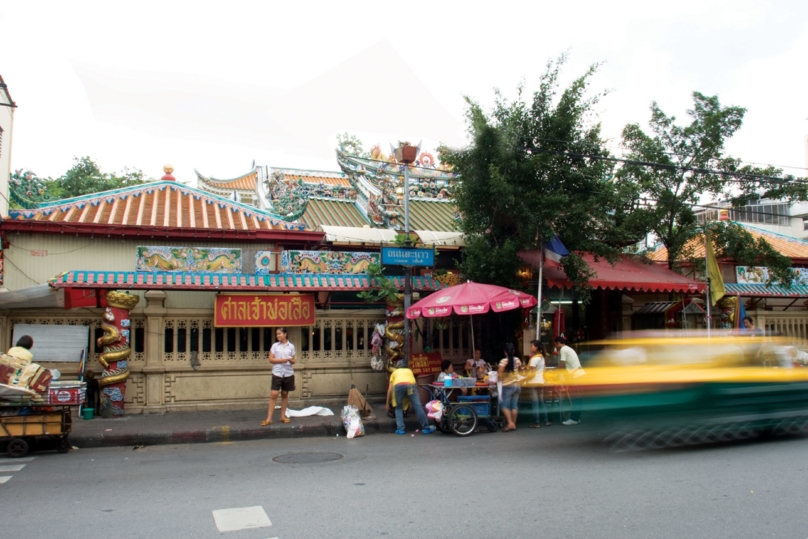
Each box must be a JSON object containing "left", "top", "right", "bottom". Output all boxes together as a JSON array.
[{"left": 341, "top": 405, "right": 366, "bottom": 439}]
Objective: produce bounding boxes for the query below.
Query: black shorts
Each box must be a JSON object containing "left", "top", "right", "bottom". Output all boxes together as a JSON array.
[{"left": 271, "top": 374, "right": 295, "bottom": 392}]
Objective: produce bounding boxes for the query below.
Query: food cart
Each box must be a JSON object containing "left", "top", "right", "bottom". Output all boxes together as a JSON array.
[{"left": 422, "top": 378, "right": 504, "bottom": 436}]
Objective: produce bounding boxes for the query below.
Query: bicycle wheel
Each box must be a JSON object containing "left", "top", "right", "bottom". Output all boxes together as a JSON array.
[{"left": 449, "top": 404, "right": 478, "bottom": 436}]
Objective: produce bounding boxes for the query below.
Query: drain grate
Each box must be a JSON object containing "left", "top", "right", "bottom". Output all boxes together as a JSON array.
[{"left": 272, "top": 452, "right": 344, "bottom": 464}]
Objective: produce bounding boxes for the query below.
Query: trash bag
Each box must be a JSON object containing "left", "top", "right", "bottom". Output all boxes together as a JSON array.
[{"left": 341, "top": 405, "right": 365, "bottom": 439}]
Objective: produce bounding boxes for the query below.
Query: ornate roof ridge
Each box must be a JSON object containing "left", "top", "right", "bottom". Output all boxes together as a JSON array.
[
  {"left": 195, "top": 165, "right": 258, "bottom": 185},
  {"left": 269, "top": 166, "right": 346, "bottom": 179}
]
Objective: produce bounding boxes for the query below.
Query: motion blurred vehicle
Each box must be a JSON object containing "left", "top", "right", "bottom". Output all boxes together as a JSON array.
[{"left": 571, "top": 331, "right": 808, "bottom": 450}]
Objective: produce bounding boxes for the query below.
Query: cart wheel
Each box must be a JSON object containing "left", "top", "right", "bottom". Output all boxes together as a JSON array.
[
  {"left": 486, "top": 419, "right": 500, "bottom": 433},
  {"left": 57, "top": 436, "right": 71, "bottom": 454},
  {"left": 7, "top": 438, "right": 28, "bottom": 458},
  {"left": 436, "top": 417, "right": 451, "bottom": 434},
  {"left": 449, "top": 404, "right": 478, "bottom": 436}
]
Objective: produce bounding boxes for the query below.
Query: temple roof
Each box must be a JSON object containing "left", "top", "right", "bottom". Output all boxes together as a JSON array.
[
  {"left": 195, "top": 165, "right": 259, "bottom": 192},
  {"left": 299, "top": 198, "right": 369, "bottom": 228},
  {"left": 408, "top": 200, "right": 459, "bottom": 232},
  {"left": 9, "top": 181, "right": 307, "bottom": 233}
]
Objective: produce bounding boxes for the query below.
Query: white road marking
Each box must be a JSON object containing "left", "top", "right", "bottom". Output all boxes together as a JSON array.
[
  {"left": 0, "top": 465, "right": 26, "bottom": 472},
  {"left": 0, "top": 457, "right": 35, "bottom": 464},
  {"left": 0, "top": 476, "right": 11, "bottom": 484},
  {"left": 212, "top": 506, "right": 272, "bottom": 532}
]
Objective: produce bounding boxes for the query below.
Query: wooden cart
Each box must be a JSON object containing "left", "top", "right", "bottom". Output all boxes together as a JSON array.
[{"left": 0, "top": 409, "right": 72, "bottom": 457}]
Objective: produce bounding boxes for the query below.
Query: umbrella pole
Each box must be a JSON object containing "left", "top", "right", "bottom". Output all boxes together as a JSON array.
[
  {"left": 536, "top": 247, "right": 544, "bottom": 340},
  {"left": 470, "top": 315, "right": 475, "bottom": 352}
]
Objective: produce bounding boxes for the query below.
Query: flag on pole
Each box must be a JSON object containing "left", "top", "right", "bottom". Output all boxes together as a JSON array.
[
  {"left": 544, "top": 235, "right": 570, "bottom": 266},
  {"left": 705, "top": 229, "right": 725, "bottom": 306},
  {"left": 735, "top": 296, "right": 747, "bottom": 329}
]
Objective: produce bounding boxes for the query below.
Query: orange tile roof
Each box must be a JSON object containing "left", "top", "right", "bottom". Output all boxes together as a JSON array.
[
  {"left": 645, "top": 222, "right": 808, "bottom": 262},
  {"left": 9, "top": 182, "right": 307, "bottom": 232},
  {"left": 196, "top": 169, "right": 258, "bottom": 191}
]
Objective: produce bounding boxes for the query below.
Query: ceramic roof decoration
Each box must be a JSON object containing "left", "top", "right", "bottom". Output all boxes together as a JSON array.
[
  {"left": 191, "top": 141, "right": 462, "bottom": 235},
  {"left": 645, "top": 222, "right": 808, "bottom": 263},
  {"left": 8, "top": 181, "right": 308, "bottom": 233}
]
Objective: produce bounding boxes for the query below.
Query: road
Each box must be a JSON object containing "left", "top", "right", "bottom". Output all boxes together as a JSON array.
[{"left": 3, "top": 426, "right": 808, "bottom": 539}]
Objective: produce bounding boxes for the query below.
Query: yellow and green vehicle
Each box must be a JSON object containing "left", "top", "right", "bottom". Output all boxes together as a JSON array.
[{"left": 571, "top": 332, "right": 808, "bottom": 450}]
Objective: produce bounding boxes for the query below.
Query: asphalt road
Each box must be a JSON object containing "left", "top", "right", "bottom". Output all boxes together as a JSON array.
[{"left": 3, "top": 426, "right": 808, "bottom": 539}]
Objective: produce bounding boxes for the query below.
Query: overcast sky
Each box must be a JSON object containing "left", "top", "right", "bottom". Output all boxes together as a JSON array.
[{"left": 2, "top": 0, "right": 807, "bottom": 183}]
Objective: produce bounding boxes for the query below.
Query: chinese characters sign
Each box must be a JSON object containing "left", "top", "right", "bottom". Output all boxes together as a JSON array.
[
  {"left": 215, "top": 294, "right": 315, "bottom": 327},
  {"left": 409, "top": 352, "right": 443, "bottom": 376}
]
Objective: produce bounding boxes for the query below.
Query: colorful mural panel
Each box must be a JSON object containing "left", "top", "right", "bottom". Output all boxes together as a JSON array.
[
  {"left": 136, "top": 246, "right": 242, "bottom": 273},
  {"left": 255, "top": 251, "right": 274, "bottom": 275},
  {"left": 280, "top": 250, "right": 379, "bottom": 275}
]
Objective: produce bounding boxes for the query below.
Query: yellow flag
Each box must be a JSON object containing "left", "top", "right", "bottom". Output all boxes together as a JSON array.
[{"left": 705, "top": 229, "right": 725, "bottom": 306}]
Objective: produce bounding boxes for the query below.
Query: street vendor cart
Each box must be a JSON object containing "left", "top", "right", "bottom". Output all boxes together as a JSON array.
[
  {"left": 0, "top": 381, "right": 85, "bottom": 457},
  {"left": 422, "top": 379, "right": 504, "bottom": 436}
]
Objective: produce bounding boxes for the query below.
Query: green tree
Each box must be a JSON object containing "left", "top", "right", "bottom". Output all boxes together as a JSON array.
[
  {"left": 441, "top": 55, "right": 649, "bottom": 300},
  {"left": 51, "top": 156, "right": 151, "bottom": 199},
  {"left": 619, "top": 92, "right": 808, "bottom": 279}
]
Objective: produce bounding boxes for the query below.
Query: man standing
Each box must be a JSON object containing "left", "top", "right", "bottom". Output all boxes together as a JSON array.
[
  {"left": 554, "top": 336, "right": 585, "bottom": 425},
  {"left": 386, "top": 367, "right": 436, "bottom": 435},
  {"left": 262, "top": 327, "right": 295, "bottom": 426}
]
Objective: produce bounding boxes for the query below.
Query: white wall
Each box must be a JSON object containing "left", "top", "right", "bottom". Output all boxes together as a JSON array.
[{"left": 0, "top": 78, "right": 14, "bottom": 218}]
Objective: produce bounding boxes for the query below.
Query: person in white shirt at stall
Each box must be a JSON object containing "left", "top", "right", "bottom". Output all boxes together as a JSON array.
[
  {"left": 554, "top": 336, "right": 585, "bottom": 426},
  {"left": 526, "top": 340, "right": 550, "bottom": 428}
]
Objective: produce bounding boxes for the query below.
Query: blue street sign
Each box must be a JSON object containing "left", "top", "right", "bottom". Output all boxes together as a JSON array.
[{"left": 381, "top": 247, "right": 435, "bottom": 267}]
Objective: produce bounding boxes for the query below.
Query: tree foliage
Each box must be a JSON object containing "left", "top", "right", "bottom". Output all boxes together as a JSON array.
[
  {"left": 9, "top": 157, "right": 153, "bottom": 208},
  {"left": 441, "top": 55, "right": 648, "bottom": 300},
  {"left": 52, "top": 156, "right": 150, "bottom": 199},
  {"left": 619, "top": 93, "right": 807, "bottom": 276}
]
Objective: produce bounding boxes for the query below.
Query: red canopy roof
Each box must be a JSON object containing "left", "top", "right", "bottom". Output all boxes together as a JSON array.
[{"left": 530, "top": 253, "right": 706, "bottom": 293}]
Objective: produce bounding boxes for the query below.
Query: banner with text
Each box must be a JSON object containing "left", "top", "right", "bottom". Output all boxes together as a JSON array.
[
  {"left": 409, "top": 352, "right": 443, "bottom": 376},
  {"left": 215, "top": 294, "right": 315, "bottom": 327}
]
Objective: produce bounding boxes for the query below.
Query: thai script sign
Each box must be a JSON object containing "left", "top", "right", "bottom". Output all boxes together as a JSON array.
[
  {"left": 279, "top": 250, "right": 378, "bottom": 274},
  {"left": 137, "top": 246, "right": 241, "bottom": 273},
  {"left": 736, "top": 266, "right": 808, "bottom": 286},
  {"left": 409, "top": 352, "right": 443, "bottom": 376},
  {"left": 381, "top": 247, "right": 434, "bottom": 267},
  {"left": 214, "top": 294, "right": 315, "bottom": 327}
]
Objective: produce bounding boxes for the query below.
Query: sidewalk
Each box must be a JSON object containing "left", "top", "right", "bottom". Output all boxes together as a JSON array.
[{"left": 69, "top": 407, "right": 417, "bottom": 448}]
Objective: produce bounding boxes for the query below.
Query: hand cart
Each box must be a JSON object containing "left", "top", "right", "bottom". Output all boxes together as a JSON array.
[
  {"left": 421, "top": 382, "right": 505, "bottom": 436},
  {"left": 0, "top": 381, "right": 84, "bottom": 458}
]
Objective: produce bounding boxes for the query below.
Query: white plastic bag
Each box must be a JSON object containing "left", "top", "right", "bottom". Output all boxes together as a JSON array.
[
  {"left": 341, "top": 405, "right": 365, "bottom": 439},
  {"left": 425, "top": 399, "right": 443, "bottom": 422}
]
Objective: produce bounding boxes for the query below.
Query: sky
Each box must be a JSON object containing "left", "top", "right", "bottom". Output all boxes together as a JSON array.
[{"left": 2, "top": 0, "right": 807, "bottom": 184}]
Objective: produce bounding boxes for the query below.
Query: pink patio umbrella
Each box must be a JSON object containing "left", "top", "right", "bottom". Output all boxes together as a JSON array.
[{"left": 406, "top": 281, "right": 538, "bottom": 354}]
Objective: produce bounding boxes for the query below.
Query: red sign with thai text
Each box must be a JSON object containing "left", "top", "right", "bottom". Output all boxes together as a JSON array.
[
  {"left": 409, "top": 352, "right": 443, "bottom": 376},
  {"left": 215, "top": 294, "right": 315, "bottom": 327}
]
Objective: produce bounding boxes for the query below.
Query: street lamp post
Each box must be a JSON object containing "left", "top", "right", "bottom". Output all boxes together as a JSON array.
[{"left": 395, "top": 143, "right": 418, "bottom": 367}]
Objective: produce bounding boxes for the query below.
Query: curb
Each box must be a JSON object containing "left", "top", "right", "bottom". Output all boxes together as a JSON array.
[{"left": 68, "top": 416, "right": 421, "bottom": 449}]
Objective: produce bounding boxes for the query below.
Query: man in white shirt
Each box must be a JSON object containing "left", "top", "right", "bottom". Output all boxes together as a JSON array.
[
  {"left": 262, "top": 328, "right": 296, "bottom": 426},
  {"left": 554, "top": 336, "right": 584, "bottom": 425},
  {"left": 465, "top": 348, "right": 488, "bottom": 380}
]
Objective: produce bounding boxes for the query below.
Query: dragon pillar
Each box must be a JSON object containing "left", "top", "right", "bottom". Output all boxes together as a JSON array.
[{"left": 97, "top": 290, "right": 140, "bottom": 417}]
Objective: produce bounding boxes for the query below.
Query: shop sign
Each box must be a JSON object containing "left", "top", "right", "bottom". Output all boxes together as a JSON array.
[
  {"left": 215, "top": 294, "right": 315, "bottom": 327},
  {"left": 381, "top": 247, "right": 434, "bottom": 267},
  {"left": 409, "top": 352, "right": 442, "bottom": 376}
]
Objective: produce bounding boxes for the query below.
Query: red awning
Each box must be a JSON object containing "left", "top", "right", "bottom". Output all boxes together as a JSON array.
[{"left": 520, "top": 252, "right": 706, "bottom": 293}]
